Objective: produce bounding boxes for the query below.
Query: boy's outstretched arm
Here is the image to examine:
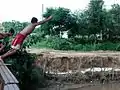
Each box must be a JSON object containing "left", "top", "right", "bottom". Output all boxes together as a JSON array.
[
  {"left": 2, "top": 33, "right": 11, "bottom": 37},
  {"left": 35, "top": 16, "right": 52, "bottom": 26},
  {"left": 0, "top": 33, "right": 11, "bottom": 38}
]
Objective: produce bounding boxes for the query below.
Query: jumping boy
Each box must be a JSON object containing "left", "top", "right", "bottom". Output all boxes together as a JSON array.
[{"left": 0, "top": 16, "right": 52, "bottom": 60}]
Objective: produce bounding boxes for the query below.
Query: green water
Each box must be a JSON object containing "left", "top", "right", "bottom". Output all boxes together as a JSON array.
[{"left": 75, "top": 83, "right": 120, "bottom": 90}]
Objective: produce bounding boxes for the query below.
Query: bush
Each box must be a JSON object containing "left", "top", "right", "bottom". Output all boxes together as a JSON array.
[
  {"left": 52, "top": 37, "right": 72, "bottom": 50},
  {"left": 29, "top": 36, "right": 120, "bottom": 51},
  {"left": 4, "top": 50, "right": 47, "bottom": 90},
  {"left": 72, "top": 44, "right": 83, "bottom": 51},
  {"left": 116, "top": 44, "right": 120, "bottom": 51},
  {"left": 31, "top": 36, "right": 73, "bottom": 50},
  {"left": 98, "top": 42, "right": 118, "bottom": 50}
]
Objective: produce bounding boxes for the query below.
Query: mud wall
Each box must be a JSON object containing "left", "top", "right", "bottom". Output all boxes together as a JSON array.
[{"left": 36, "top": 52, "right": 120, "bottom": 72}]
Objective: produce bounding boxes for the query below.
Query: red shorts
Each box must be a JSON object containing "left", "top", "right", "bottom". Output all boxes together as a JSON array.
[{"left": 12, "top": 33, "right": 26, "bottom": 46}]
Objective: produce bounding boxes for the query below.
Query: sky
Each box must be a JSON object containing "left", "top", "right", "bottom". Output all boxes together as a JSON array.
[{"left": 0, "top": 0, "right": 120, "bottom": 23}]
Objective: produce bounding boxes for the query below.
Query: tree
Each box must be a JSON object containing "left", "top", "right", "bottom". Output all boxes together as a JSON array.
[
  {"left": 2, "top": 21, "right": 29, "bottom": 34},
  {"left": 0, "top": 23, "right": 4, "bottom": 33},
  {"left": 107, "top": 4, "right": 120, "bottom": 41},
  {"left": 42, "top": 7, "right": 76, "bottom": 37},
  {"left": 73, "top": 10, "right": 89, "bottom": 36},
  {"left": 87, "top": 0, "right": 104, "bottom": 38}
]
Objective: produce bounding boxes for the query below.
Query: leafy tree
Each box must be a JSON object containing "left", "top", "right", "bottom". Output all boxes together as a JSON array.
[
  {"left": 73, "top": 10, "right": 89, "bottom": 36},
  {"left": 87, "top": 0, "right": 104, "bottom": 40},
  {"left": 2, "top": 21, "right": 29, "bottom": 34},
  {"left": 42, "top": 7, "right": 76, "bottom": 37},
  {"left": 107, "top": 4, "right": 120, "bottom": 41},
  {"left": 0, "top": 23, "right": 4, "bottom": 32}
]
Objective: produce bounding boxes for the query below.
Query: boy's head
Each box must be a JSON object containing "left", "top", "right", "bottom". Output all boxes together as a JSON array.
[
  {"left": 31, "top": 17, "right": 38, "bottom": 23},
  {"left": 0, "top": 41, "right": 2, "bottom": 44},
  {"left": 9, "top": 28, "right": 15, "bottom": 36}
]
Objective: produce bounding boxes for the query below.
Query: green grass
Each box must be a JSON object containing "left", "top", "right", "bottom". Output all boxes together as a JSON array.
[{"left": 29, "top": 37, "right": 120, "bottom": 51}]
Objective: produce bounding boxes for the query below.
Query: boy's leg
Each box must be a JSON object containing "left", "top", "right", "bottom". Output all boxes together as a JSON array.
[
  {"left": 0, "top": 44, "right": 21, "bottom": 60},
  {"left": 0, "top": 44, "right": 5, "bottom": 52},
  {"left": 0, "top": 49, "right": 17, "bottom": 60}
]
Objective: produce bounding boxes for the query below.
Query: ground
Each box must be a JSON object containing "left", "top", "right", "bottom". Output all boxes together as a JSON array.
[
  {"left": 27, "top": 48, "right": 120, "bottom": 90},
  {"left": 27, "top": 48, "right": 120, "bottom": 56},
  {"left": 27, "top": 48, "right": 120, "bottom": 71}
]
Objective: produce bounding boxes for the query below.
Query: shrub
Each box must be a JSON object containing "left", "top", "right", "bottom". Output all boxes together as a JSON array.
[
  {"left": 4, "top": 50, "right": 47, "bottom": 90},
  {"left": 52, "top": 37, "right": 72, "bottom": 50}
]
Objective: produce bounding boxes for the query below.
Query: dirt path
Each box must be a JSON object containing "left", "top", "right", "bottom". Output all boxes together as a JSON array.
[{"left": 27, "top": 48, "right": 120, "bottom": 57}]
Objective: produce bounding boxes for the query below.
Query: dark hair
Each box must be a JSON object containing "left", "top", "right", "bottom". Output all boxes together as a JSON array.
[
  {"left": 0, "top": 41, "right": 2, "bottom": 44},
  {"left": 9, "top": 28, "right": 15, "bottom": 35},
  {"left": 31, "top": 17, "right": 38, "bottom": 23}
]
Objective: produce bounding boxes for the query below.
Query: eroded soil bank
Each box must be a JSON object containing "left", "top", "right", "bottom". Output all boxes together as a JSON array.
[
  {"left": 28, "top": 49, "right": 120, "bottom": 90},
  {"left": 35, "top": 51, "right": 120, "bottom": 72}
]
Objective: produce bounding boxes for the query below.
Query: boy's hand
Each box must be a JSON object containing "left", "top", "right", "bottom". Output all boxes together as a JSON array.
[
  {"left": 47, "top": 16, "right": 53, "bottom": 20},
  {"left": 36, "top": 15, "right": 53, "bottom": 25}
]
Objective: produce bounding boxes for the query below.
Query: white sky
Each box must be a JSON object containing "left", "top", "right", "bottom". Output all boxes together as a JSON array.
[{"left": 0, "top": 0, "right": 120, "bottom": 23}]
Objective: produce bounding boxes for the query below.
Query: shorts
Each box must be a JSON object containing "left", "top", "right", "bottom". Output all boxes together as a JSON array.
[{"left": 11, "top": 33, "right": 26, "bottom": 50}]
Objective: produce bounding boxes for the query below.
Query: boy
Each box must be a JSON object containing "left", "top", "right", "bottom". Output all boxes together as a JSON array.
[
  {"left": 0, "top": 28, "right": 14, "bottom": 52},
  {"left": 0, "top": 28, "right": 14, "bottom": 39},
  {"left": 0, "top": 16, "right": 52, "bottom": 60},
  {"left": 0, "top": 41, "right": 5, "bottom": 52}
]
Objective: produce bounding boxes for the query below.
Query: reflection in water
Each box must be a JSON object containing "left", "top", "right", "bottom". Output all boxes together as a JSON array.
[{"left": 77, "top": 84, "right": 120, "bottom": 90}]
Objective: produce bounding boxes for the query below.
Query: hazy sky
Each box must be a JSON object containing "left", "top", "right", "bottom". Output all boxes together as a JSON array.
[{"left": 0, "top": 0, "right": 120, "bottom": 22}]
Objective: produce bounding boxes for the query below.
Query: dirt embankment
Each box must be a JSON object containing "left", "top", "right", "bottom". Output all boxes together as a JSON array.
[
  {"left": 28, "top": 49, "right": 120, "bottom": 72},
  {"left": 28, "top": 49, "right": 120, "bottom": 89}
]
